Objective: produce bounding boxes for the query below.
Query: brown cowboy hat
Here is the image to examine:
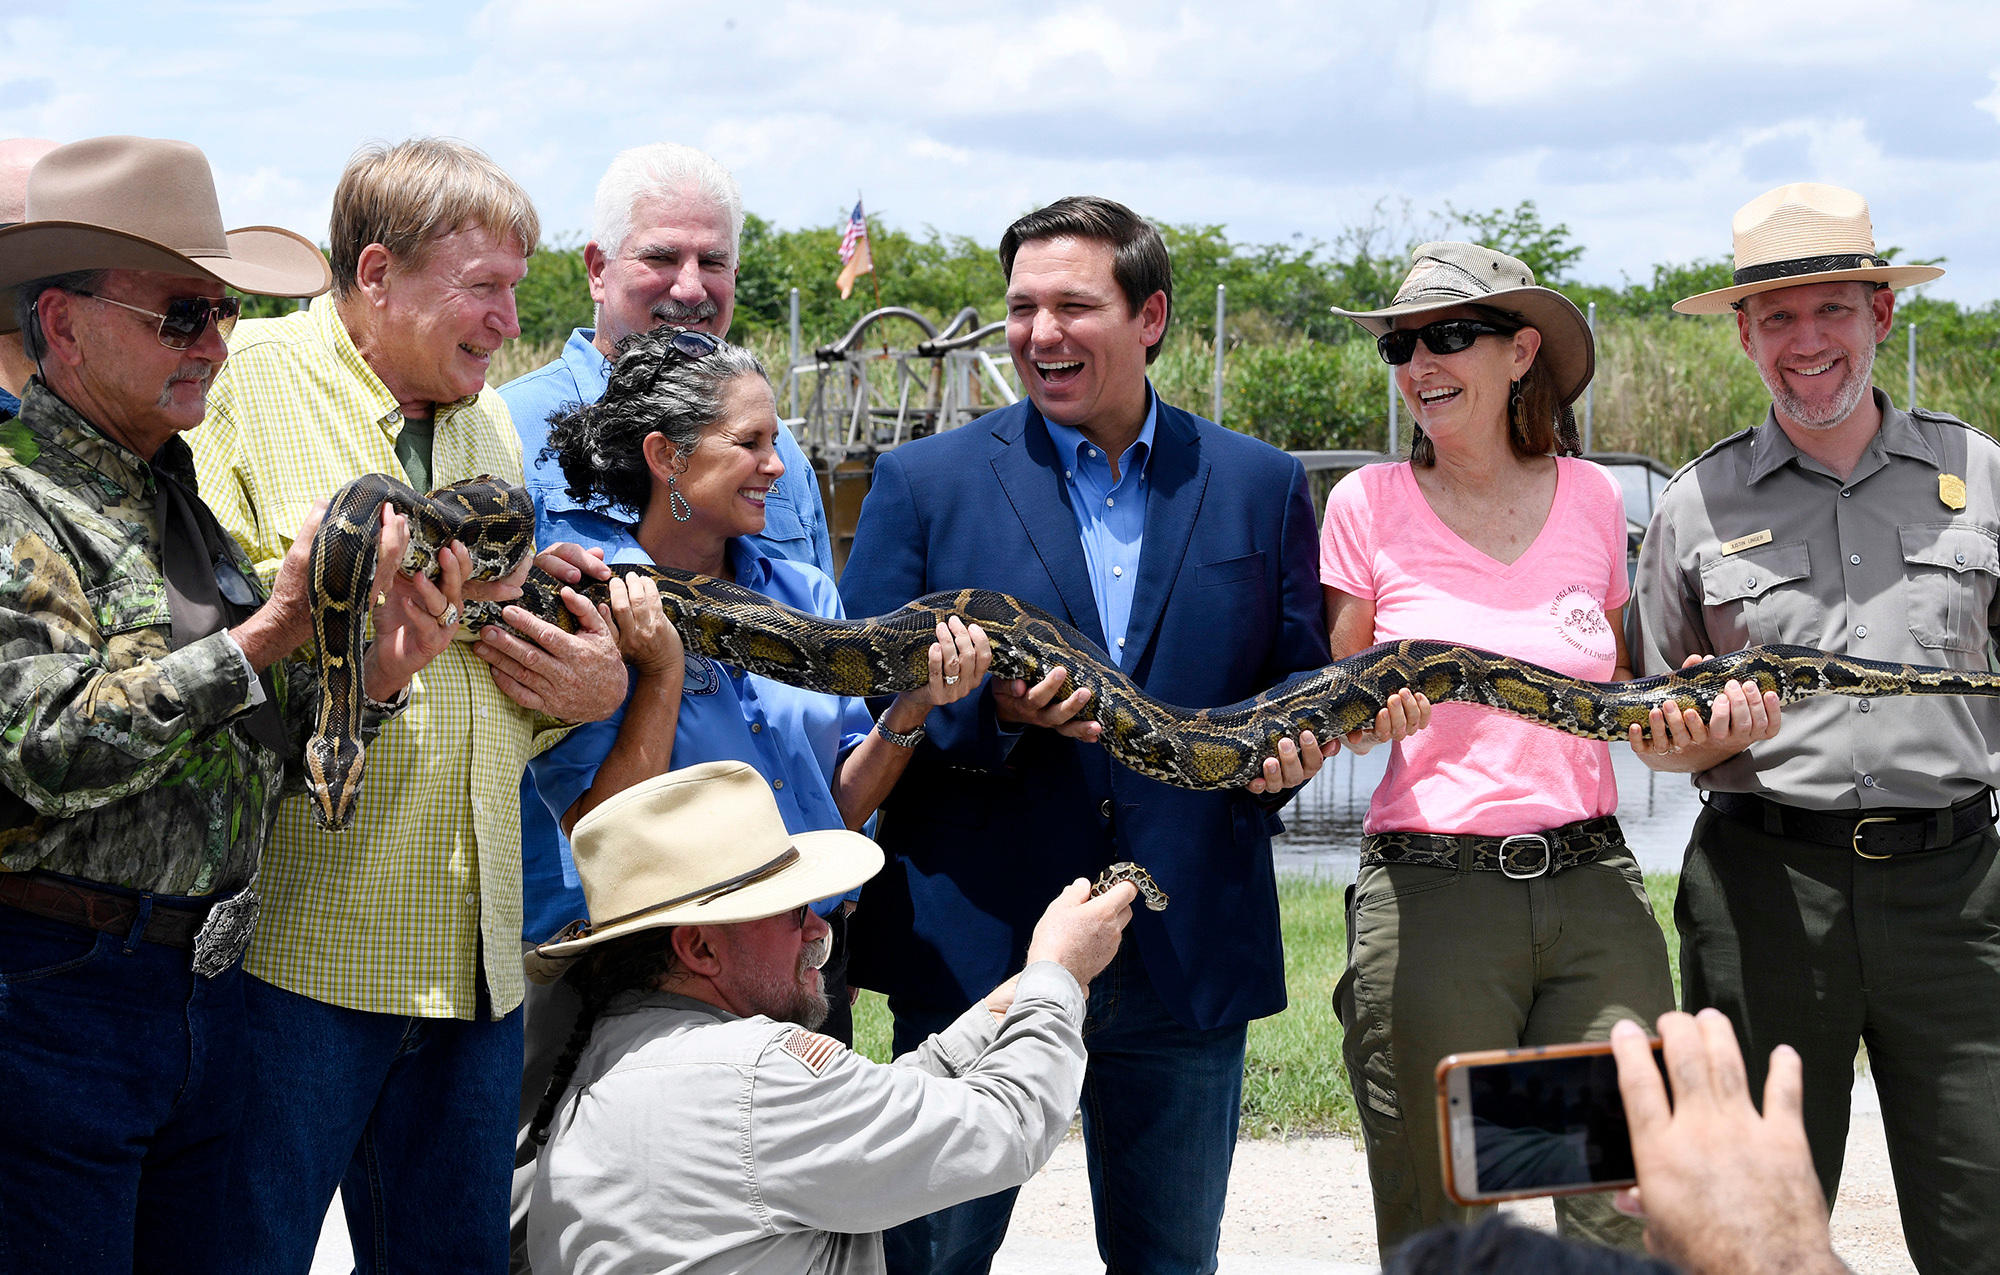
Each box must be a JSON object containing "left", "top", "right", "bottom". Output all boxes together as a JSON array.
[
  {"left": 1673, "top": 182, "right": 1943, "bottom": 315},
  {"left": 1330, "top": 242, "right": 1594, "bottom": 407},
  {"left": 0, "top": 135, "right": 331, "bottom": 334},
  {"left": 531, "top": 760, "right": 882, "bottom": 973}
]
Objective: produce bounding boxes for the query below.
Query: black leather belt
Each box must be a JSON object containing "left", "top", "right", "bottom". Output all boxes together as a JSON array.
[
  {"left": 1708, "top": 789, "right": 1996, "bottom": 859},
  {"left": 0, "top": 870, "right": 215, "bottom": 948},
  {"left": 1361, "top": 815, "right": 1624, "bottom": 879}
]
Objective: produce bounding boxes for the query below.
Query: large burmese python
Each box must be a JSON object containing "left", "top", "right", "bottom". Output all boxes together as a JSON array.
[{"left": 304, "top": 474, "right": 2000, "bottom": 830}]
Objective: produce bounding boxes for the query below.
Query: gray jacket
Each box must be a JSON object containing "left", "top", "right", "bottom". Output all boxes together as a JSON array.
[{"left": 529, "top": 961, "right": 1087, "bottom": 1273}]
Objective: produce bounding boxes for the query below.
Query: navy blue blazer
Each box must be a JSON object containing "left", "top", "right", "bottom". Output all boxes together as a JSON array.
[{"left": 839, "top": 394, "right": 1328, "bottom": 1031}]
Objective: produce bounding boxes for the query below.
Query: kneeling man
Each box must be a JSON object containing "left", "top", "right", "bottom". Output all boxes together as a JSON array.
[{"left": 526, "top": 760, "right": 1137, "bottom": 1273}]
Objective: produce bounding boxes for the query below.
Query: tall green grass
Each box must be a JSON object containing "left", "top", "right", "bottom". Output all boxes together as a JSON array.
[{"left": 851, "top": 872, "right": 1682, "bottom": 1138}]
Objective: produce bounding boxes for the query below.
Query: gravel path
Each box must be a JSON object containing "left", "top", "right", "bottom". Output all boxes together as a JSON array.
[{"left": 314, "top": 1078, "right": 1912, "bottom": 1273}]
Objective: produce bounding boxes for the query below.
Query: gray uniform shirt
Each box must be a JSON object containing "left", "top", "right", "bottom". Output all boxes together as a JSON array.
[
  {"left": 529, "top": 961, "right": 1088, "bottom": 1274},
  {"left": 1634, "top": 389, "right": 2000, "bottom": 809}
]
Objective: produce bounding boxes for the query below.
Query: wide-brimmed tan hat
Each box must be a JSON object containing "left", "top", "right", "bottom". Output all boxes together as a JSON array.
[
  {"left": 1331, "top": 242, "right": 1594, "bottom": 407},
  {"left": 533, "top": 760, "right": 883, "bottom": 965},
  {"left": 1674, "top": 182, "right": 1943, "bottom": 315},
  {"left": 0, "top": 135, "right": 332, "bottom": 334}
]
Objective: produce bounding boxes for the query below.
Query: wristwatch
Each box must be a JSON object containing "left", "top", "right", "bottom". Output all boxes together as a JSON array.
[{"left": 875, "top": 712, "right": 927, "bottom": 749}]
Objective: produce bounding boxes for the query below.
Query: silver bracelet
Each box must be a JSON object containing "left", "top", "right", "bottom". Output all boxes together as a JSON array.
[{"left": 875, "top": 712, "right": 927, "bottom": 749}]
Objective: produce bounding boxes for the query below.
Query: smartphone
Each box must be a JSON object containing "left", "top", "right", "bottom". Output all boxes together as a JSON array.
[{"left": 1436, "top": 1038, "right": 1666, "bottom": 1205}]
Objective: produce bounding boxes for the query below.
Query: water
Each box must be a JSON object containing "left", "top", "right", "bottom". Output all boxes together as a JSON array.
[{"left": 1272, "top": 746, "right": 1704, "bottom": 881}]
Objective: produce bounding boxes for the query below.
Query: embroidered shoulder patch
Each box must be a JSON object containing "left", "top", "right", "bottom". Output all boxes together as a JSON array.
[
  {"left": 778, "top": 1028, "right": 849, "bottom": 1077},
  {"left": 682, "top": 651, "right": 720, "bottom": 696}
]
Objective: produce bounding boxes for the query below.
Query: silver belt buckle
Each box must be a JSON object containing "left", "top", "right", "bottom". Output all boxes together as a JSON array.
[
  {"left": 191, "top": 888, "right": 259, "bottom": 979},
  {"left": 1499, "top": 834, "right": 1552, "bottom": 879}
]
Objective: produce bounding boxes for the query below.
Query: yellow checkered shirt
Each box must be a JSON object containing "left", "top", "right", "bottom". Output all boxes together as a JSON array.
[{"left": 189, "top": 297, "right": 537, "bottom": 1019}]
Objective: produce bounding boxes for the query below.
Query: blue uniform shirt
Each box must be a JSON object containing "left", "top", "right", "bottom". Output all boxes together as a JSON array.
[
  {"left": 1042, "top": 388, "right": 1157, "bottom": 666},
  {"left": 500, "top": 334, "right": 841, "bottom": 942},
  {"left": 525, "top": 524, "right": 871, "bottom": 940}
]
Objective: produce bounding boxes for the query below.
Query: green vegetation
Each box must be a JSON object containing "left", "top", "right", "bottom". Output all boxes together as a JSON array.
[
  {"left": 493, "top": 198, "right": 2000, "bottom": 469},
  {"left": 850, "top": 871, "right": 1682, "bottom": 1139}
]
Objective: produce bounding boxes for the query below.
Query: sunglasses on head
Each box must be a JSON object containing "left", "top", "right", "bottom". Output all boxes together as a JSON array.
[
  {"left": 659, "top": 326, "right": 721, "bottom": 363},
  {"left": 1376, "top": 318, "right": 1518, "bottom": 366},
  {"left": 70, "top": 290, "right": 241, "bottom": 351}
]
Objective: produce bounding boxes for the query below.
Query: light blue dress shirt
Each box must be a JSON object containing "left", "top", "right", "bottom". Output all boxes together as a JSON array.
[{"left": 1042, "top": 389, "right": 1157, "bottom": 666}]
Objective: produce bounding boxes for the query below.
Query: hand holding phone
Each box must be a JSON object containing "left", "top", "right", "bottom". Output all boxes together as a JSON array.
[{"left": 1613, "top": 1011, "right": 1842, "bottom": 1274}]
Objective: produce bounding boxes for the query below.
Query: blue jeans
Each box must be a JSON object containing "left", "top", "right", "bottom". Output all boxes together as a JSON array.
[
  {"left": 883, "top": 945, "right": 1247, "bottom": 1275},
  {"left": 222, "top": 974, "right": 524, "bottom": 1274},
  {"left": 0, "top": 901, "right": 249, "bottom": 1275}
]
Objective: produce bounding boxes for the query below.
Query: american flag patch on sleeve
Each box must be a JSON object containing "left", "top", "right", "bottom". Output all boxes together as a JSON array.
[{"left": 778, "top": 1029, "right": 849, "bottom": 1077}]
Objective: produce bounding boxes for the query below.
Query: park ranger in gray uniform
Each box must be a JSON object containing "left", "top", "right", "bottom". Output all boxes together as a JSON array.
[
  {"left": 1633, "top": 182, "right": 2000, "bottom": 1275},
  {"left": 524, "top": 760, "right": 1137, "bottom": 1275}
]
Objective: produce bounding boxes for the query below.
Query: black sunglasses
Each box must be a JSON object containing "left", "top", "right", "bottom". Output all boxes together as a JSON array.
[
  {"left": 659, "top": 326, "right": 721, "bottom": 363},
  {"left": 71, "top": 290, "right": 241, "bottom": 351},
  {"left": 1376, "top": 318, "right": 1517, "bottom": 366}
]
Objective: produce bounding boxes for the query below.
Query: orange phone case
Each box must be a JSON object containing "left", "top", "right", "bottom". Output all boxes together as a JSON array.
[{"left": 1435, "top": 1039, "right": 1639, "bottom": 1206}]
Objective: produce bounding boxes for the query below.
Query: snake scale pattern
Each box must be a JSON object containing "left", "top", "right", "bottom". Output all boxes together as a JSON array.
[{"left": 303, "top": 474, "right": 2000, "bottom": 831}]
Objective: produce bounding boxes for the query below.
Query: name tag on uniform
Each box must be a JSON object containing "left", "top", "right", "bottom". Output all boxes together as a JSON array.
[
  {"left": 1940, "top": 474, "right": 1968, "bottom": 511},
  {"left": 1719, "top": 529, "right": 1773, "bottom": 556}
]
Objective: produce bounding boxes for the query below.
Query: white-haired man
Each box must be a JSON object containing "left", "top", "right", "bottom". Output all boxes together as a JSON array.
[
  {"left": 1633, "top": 182, "right": 2000, "bottom": 1274},
  {"left": 526, "top": 760, "right": 1135, "bottom": 1274},
  {"left": 499, "top": 143, "right": 836, "bottom": 1268}
]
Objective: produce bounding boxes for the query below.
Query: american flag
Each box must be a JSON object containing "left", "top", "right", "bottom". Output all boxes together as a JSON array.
[
  {"left": 838, "top": 200, "right": 867, "bottom": 263},
  {"left": 836, "top": 198, "right": 873, "bottom": 299}
]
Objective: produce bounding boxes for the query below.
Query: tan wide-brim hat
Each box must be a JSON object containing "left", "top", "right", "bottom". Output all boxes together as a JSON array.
[
  {"left": 533, "top": 760, "right": 883, "bottom": 965},
  {"left": 1330, "top": 242, "right": 1594, "bottom": 407},
  {"left": 1674, "top": 182, "right": 1943, "bottom": 315},
  {"left": 0, "top": 135, "right": 332, "bottom": 334}
]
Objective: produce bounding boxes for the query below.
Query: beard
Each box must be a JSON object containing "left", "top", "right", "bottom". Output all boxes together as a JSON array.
[
  {"left": 743, "top": 946, "right": 830, "bottom": 1031},
  {"left": 1760, "top": 340, "right": 1875, "bottom": 430}
]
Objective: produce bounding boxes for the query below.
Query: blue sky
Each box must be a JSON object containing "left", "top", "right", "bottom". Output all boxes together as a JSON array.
[{"left": 6, "top": 0, "right": 1998, "bottom": 304}]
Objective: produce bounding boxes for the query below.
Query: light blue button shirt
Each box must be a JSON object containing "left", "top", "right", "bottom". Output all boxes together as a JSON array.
[{"left": 1042, "top": 389, "right": 1157, "bottom": 666}]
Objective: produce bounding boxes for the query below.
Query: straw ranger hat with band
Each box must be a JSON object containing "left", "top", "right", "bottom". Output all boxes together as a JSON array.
[
  {"left": 1673, "top": 182, "right": 1943, "bottom": 315},
  {"left": 533, "top": 760, "right": 884, "bottom": 971},
  {"left": 1330, "top": 242, "right": 1595, "bottom": 410},
  {"left": 0, "top": 135, "right": 332, "bottom": 333}
]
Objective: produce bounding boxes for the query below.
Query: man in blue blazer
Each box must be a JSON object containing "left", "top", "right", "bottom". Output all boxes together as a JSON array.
[{"left": 841, "top": 196, "right": 1330, "bottom": 1275}]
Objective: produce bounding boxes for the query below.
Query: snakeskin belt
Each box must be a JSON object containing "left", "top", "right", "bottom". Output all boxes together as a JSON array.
[{"left": 1360, "top": 815, "right": 1624, "bottom": 879}]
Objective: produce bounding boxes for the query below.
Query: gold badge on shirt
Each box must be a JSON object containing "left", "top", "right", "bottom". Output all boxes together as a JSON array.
[
  {"left": 1940, "top": 474, "right": 1968, "bottom": 511},
  {"left": 1720, "top": 529, "right": 1773, "bottom": 556}
]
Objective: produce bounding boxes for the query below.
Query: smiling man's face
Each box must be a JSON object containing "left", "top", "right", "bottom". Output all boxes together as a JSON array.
[
  {"left": 1736, "top": 280, "right": 1893, "bottom": 433},
  {"left": 372, "top": 224, "right": 525, "bottom": 413},
  {"left": 1005, "top": 234, "right": 1165, "bottom": 447}
]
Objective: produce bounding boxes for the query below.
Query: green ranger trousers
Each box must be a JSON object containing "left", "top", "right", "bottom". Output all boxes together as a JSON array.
[
  {"left": 1678, "top": 804, "right": 2000, "bottom": 1275},
  {"left": 1334, "top": 844, "right": 1674, "bottom": 1259}
]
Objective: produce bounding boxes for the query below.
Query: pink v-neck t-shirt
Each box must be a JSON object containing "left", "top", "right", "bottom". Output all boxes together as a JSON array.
[{"left": 1319, "top": 457, "right": 1629, "bottom": 837}]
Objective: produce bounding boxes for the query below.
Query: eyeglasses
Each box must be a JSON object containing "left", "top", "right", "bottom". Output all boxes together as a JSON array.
[
  {"left": 71, "top": 290, "right": 241, "bottom": 350},
  {"left": 659, "top": 326, "right": 721, "bottom": 363},
  {"left": 1376, "top": 318, "right": 1518, "bottom": 366}
]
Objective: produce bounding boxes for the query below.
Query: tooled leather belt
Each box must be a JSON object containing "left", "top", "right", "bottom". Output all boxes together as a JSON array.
[{"left": 1360, "top": 815, "right": 1624, "bottom": 879}]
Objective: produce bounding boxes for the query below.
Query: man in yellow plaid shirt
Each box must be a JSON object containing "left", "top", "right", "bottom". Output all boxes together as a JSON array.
[{"left": 189, "top": 138, "right": 627, "bottom": 1272}]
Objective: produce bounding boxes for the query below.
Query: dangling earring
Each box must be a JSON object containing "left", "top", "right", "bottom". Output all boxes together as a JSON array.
[
  {"left": 1508, "top": 379, "right": 1533, "bottom": 452},
  {"left": 669, "top": 474, "right": 693, "bottom": 523}
]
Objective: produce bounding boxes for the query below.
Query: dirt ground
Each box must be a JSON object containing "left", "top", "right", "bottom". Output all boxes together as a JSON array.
[
  {"left": 314, "top": 1078, "right": 1912, "bottom": 1274},
  {"left": 987, "top": 1073, "right": 1913, "bottom": 1274}
]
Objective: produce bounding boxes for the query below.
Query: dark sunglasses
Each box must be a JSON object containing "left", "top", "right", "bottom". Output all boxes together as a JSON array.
[
  {"left": 71, "top": 290, "right": 241, "bottom": 350},
  {"left": 1376, "top": 318, "right": 1517, "bottom": 366},
  {"left": 659, "top": 326, "right": 721, "bottom": 363}
]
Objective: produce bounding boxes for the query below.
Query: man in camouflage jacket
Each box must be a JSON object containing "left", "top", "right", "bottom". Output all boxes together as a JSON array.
[{"left": 0, "top": 136, "right": 460, "bottom": 1275}]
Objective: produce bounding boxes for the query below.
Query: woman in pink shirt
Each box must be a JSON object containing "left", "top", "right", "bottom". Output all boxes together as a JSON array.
[{"left": 1320, "top": 244, "right": 1680, "bottom": 1257}]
